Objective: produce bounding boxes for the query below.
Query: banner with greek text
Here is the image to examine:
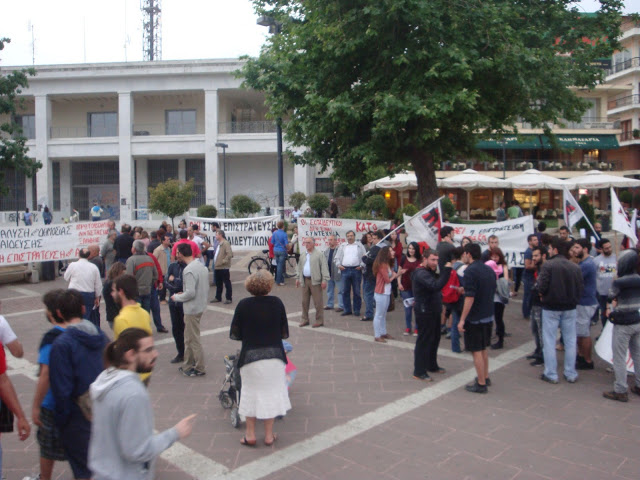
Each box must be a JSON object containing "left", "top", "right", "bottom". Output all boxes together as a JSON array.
[
  {"left": 188, "top": 215, "right": 279, "bottom": 251},
  {"left": 297, "top": 218, "right": 391, "bottom": 251},
  {"left": 0, "top": 220, "right": 110, "bottom": 266},
  {"left": 405, "top": 215, "right": 534, "bottom": 268}
]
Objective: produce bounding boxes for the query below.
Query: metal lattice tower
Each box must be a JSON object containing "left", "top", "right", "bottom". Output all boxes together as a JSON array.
[{"left": 141, "top": 0, "right": 162, "bottom": 61}]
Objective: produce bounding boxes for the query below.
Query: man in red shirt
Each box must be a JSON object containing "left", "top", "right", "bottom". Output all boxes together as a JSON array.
[{"left": 171, "top": 230, "right": 201, "bottom": 262}]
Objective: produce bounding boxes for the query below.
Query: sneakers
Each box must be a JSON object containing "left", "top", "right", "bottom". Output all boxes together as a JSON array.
[
  {"left": 603, "top": 391, "right": 628, "bottom": 402},
  {"left": 413, "top": 373, "right": 432, "bottom": 382},
  {"left": 563, "top": 375, "right": 577, "bottom": 384},
  {"left": 22, "top": 475, "right": 41, "bottom": 480},
  {"left": 540, "top": 374, "right": 559, "bottom": 384},
  {"left": 465, "top": 381, "right": 488, "bottom": 394},
  {"left": 530, "top": 358, "right": 544, "bottom": 367},
  {"left": 413, "top": 329, "right": 418, "bottom": 337},
  {"left": 179, "top": 366, "right": 206, "bottom": 377},
  {"left": 223, "top": 299, "right": 232, "bottom": 305},
  {"left": 170, "top": 355, "right": 184, "bottom": 364},
  {"left": 403, "top": 328, "right": 411, "bottom": 336},
  {"left": 475, "top": 376, "right": 491, "bottom": 386},
  {"left": 576, "top": 358, "right": 594, "bottom": 370}
]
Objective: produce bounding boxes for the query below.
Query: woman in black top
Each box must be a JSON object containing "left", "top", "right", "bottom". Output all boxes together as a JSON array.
[
  {"left": 102, "top": 262, "right": 126, "bottom": 329},
  {"left": 230, "top": 270, "right": 291, "bottom": 447}
]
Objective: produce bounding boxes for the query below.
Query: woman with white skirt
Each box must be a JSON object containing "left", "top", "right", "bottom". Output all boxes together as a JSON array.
[{"left": 230, "top": 270, "right": 291, "bottom": 447}]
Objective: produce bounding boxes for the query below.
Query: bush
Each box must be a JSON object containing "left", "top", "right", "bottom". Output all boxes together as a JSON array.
[
  {"left": 307, "top": 193, "right": 330, "bottom": 214},
  {"left": 441, "top": 197, "right": 457, "bottom": 221},
  {"left": 351, "top": 191, "right": 376, "bottom": 211},
  {"left": 230, "top": 194, "right": 261, "bottom": 217},
  {"left": 197, "top": 204, "right": 218, "bottom": 218},
  {"left": 289, "top": 192, "right": 307, "bottom": 210},
  {"left": 365, "top": 194, "right": 387, "bottom": 216},
  {"left": 341, "top": 209, "right": 376, "bottom": 220},
  {"left": 395, "top": 203, "right": 419, "bottom": 221},
  {"left": 633, "top": 193, "right": 640, "bottom": 209},
  {"left": 619, "top": 190, "right": 632, "bottom": 205},
  {"left": 575, "top": 194, "right": 596, "bottom": 234}
]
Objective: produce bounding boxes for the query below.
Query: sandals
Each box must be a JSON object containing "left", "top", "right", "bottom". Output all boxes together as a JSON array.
[
  {"left": 264, "top": 433, "right": 278, "bottom": 446},
  {"left": 240, "top": 436, "right": 257, "bottom": 447}
]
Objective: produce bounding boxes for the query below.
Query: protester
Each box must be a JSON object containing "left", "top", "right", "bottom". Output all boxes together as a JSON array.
[
  {"left": 271, "top": 220, "right": 289, "bottom": 286},
  {"left": 527, "top": 246, "right": 547, "bottom": 366},
  {"left": 291, "top": 206, "right": 301, "bottom": 223},
  {"left": 594, "top": 238, "right": 616, "bottom": 327},
  {"left": 23, "top": 207, "right": 33, "bottom": 226},
  {"left": 49, "top": 289, "right": 109, "bottom": 480},
  {"left": 398, "top": 242, "right": 422, "bottom": 336},
  {"left": 372, "top": 246, "right": 403, "bottom": 343},
  {"left": 89, "top": 328, "right": 196, "bottom": 479},
  {"left": 361, "top": 232, "right": 372, "bottom": 252},
  {"left": 361, "top": 230, "right": 387, "bottom": 322},
  {"left": 171, "top": 229, "right": 200, "bottom": 263},
  {"left": 188, "top": 224, "right": 207, "bottom": 265},
  {"left": 212, "top": 230, "right": 233, "bottom": 304},
  {"left": 328, "top": 198, "right": 339, "bottom": 218},
  {"left": 335, "top": 230, "right": 365, "bottom": 317},
  {"left": 230, "top": 270, "right": 291, "bottom": 446},
  {"left": 436, "top": 226, "right": 455, "bottom": 272},
  {"left": 205, "top": 222, "right": 220, "bottom": 277},
  {"left": 522, "top": 234, "right": 539, "bottom": 321},
  {"left": 88, "top": 244, "right": 104, "bottom": 278},
  {"left": 289, "top": 226, "right": 301, "bottom": 263},
  {"left": 100, "top": 231, "right": 117, "bottom": 276},
  {"left": 324, "top": 235, "right": 344, "bottom": 312},
  {"left": 0, "top": 306, "right": 23, "bottom": 358},
  {"left": 166, "top": 257, "right": 187, "bottom": 364},
  {"left": 64, "top": 248, "right": 102, "bottom": 325},
  {"left": 602, "top": 250, "right": 640, "bottom": 402},
  {"left": 111, "top": 274, "right": 153, "bottom": 385},
  {"left": 113, "top": 224, "right": 134, "bottom": 264},
  {"left": 42, "top": 206, "right": 53, "bottom": 225},
  {"left": 412, "top": 249, "right": 450, "bottom": 379},
  {"left": 458, "top": 243, "right": 496, "bottom": 393},
  {"left": 480, "top": 235, "right": 500, "bottom": 262},
  {"left": 153, "top": 233, "right": 172, "bottom": 303},
  {"left": 146, "top": 230, "right": 160, "bottom": 254},
  {"left": 558, "top": 225, "right": 573, "bottom": 242},
  {"left": 29, "top": 290, "right": 68, "bottom": 480},
  {"left": 172, "top": 243, "right": 209, "bottom": 377},
  {"left": 102, "top": 262, "right": 126, "bottom": 330},
  {"left": 145, "top": 248, "right": 169, "bottom": 333},
  {"left": 447, "top": 247, "right": 466, "bottom": 353},
  {"left": 574, "top": 238, "right": 598, "bottom": 370},
  {"left": 297, "top": 237, "right": 329, "bottom": 328},
  {"left": 507, "top": 200, "right": 523, "bottom": 219},
  {"left": 126, "top": 240, "right": 158, "bottom": 314},
  {"left": 537, "top": 238, "right": 583, "bottom": 384},
  {"left": 90, "top": 202, "right": 103, "bottom": 222},
  {"left": 486, "top": 247, "right": 509, "bottom": 350},
  {"left": 496, "top": 201, "right": 507, "bottom": 222}
]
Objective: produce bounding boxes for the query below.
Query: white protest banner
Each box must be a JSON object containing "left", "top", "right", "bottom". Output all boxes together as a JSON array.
[
  {"left": 563, "top": 188, "right": 585, "bottom": 232},
  {"left": 188, "top": 215, "right": 278, "bottom": 251},
  {"left": 405, "top": 215, "right": 534, "bottom": 268},
  {"left": 611, "top": 187, "right": 638, "bottom": 246},
  {"left": 297, "top": 218, "right": 391, "bottom": 251},
  {"left": 595, "top": 321, "right": 635, "bottom": 374},
  {"left": 0, "top": 220, "right": 111, "bottom": 266}
]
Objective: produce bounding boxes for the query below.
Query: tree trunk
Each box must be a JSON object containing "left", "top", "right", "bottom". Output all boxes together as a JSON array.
[{"left": 411, "top": 149, "right": 440, "bottom": 208}]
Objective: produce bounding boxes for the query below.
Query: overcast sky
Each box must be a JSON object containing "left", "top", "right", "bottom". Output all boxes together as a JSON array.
[{"left": 1, "top": 0, "right": 639, "bottom": 67}]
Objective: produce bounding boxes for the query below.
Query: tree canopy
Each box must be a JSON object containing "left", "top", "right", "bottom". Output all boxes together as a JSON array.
[
  {"left": 242, "top": 0, "right": 623, "bottom": 207},
  {"left": 0, "top": 38, "right": 40, "bottom": 197},
  {"left": 148, "top": 179, "right": 194, "bottom": 232}
]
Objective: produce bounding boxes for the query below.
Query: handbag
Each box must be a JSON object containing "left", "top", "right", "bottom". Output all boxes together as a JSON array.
[
  {"left": 496, "top": 276, "right": 510, "bottom": 304},
  {"left": 0, "top": 400, "right": 14, "bottom": 433}
]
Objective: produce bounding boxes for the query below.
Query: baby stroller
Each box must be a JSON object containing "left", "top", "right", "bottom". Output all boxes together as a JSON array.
[{"left": 218, "top": 352, "right": 242, "bottom": 428}]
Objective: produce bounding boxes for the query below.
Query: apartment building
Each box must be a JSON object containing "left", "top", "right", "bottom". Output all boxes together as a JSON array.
[{"left": 0, "top": 59, "right": 322, "bottom": 222}]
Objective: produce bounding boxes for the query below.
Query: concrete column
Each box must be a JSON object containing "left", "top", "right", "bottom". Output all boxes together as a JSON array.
[
  {"left": 294, "top": 164, "right": 313, "bottom": 196},
  {"left": 35, "top": 94, "right": 52, "bottom": 210},
  {"left": 118, "top": 92, "right": 134, "bottom": 222},
  {"left": 136, "top": 159, "right": 149, "bottom": 215},
  {"left": 60, "top": 160, "right": 72, "bottom": 219},
  {"left": 204, "top": 89, "right": 219, "bottom": 207},
  {"left": 178, "top": 158, "right": 186, "bottom": 182},
  {"left": 25, "top": 176, "right": 33, "bottom": 210}
]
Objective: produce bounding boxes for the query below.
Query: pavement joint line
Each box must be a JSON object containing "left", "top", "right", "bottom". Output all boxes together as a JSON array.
[
  {"left": 210, "top": 340, "right": 536, "bottom": 480},
  {"left": 0, "top": 294, "right": 38, "bottom": 301},
  {"left": 3, "top": 308, "right": 45, "bottom": 318},
  {"left": 10, "top": 286, "right": 41, "bottom": 296}
]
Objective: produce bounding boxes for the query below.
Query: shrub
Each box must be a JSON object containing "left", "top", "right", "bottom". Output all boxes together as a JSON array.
[
  {"left": 230, "top": 194, "right": 261, "bottom": 217},
  {"left": 197, "top": 204, "right": 218, "bottom": 218},
  {"left": 341, "top": 209, "right": 376, "bottom": 220},
  {"left": 395, "top": 204, "right": 419, "bottom": 222},
  {"left": 289, "top": 192, "right": 307, "bottom": 210},
  {"left": 441, "top": 197, "right": 457, "bottom": 221},
  {"left": 351, "top": 191, "right": 376, "bottom": 211},
  {"left": 365, "top": 194, "right": 387, "bottom": 215},
  {"left": 307, "top": 193, "right": 330, "bottom": 214},
  {"left": 575, "top": 194, "right": 596, "bottom": 234},
  {"left": 619, "top": 190, "right": 632, "bottom": 205}
]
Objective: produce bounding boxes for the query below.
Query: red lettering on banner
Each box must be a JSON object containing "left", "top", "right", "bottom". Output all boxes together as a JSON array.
[{"left": 355, "top": 221, "right": 378, "bottom": 233}]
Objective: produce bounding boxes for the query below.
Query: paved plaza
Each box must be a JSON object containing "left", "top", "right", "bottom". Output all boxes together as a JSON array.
[{"left": 2, "top": 256, "right": 639, "bottom": 480}]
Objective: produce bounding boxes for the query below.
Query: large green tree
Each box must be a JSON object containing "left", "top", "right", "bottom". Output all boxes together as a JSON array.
[
  {"left": 0, "top": 38, "right": 40, "bottom": 197},
  {"left": 242, "top": 0, "right": 623, "bottom": 207}
]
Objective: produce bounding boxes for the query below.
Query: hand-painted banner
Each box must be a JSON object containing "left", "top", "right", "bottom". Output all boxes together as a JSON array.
[
  {"left": 0, "top": 220, "right": 111, "bottom": 266},
  {"left": 405, "top": 215, "right": 534, "bottom": 268},
  {"left": 188, "top": 215, "right": 279, "bottom": 251},
  {"left": 297, "top": 218, "right": 391, "bottom": 251}
]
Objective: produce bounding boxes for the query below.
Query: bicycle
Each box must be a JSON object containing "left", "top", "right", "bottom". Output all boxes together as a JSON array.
[{"left": 247, "top": 250, "right": 297, "bottom": 278}]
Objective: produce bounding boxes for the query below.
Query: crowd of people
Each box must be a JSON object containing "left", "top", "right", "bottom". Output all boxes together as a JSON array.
[{"left": 1, "top": 213, "right": 640, "bottom": 480}]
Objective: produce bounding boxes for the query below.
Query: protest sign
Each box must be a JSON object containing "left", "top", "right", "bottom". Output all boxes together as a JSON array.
[
  {"left": 188, "top": 215, "right": 279, "bottom": 251},
  {"left": 405, "top": 215, "right": 534, "bottom": 268},
  {"left": 0, "top": 220, "right": 111, "bottom": 266},
  {"left": 297, "top": 218, "right": 391, "bottom": 251},
  {"left": 595, "top": 321, "right": 635, "bottom": 373}
]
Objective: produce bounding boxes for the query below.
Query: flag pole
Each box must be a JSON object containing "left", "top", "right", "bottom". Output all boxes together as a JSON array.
[
  {"left": 377, "top": 195, "right": 445, "bottom": 246},
  {"left": 564, "top": 187, "right": 600, "bottom": 241}
]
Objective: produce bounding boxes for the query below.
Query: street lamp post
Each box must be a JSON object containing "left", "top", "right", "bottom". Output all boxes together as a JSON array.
[
  {"left": 215, "top": 142, "right": 228, "bottom": 218},
  {"left": 257, "top": 15, "right": 285, "bottom": 221}
]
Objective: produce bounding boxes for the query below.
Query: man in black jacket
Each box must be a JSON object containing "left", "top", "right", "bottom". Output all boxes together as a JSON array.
[
  {"left": 113, "top": 224, "right": 134, "bottom": 264},
  {"left": 361, "top": 230, "right": 387, "bottom": 322},
  {"left": 538, "top": 238, "right": 583, "bottom": 384},
  {"left": 412, "top": 249, "right": 452, "bottom": 381}
]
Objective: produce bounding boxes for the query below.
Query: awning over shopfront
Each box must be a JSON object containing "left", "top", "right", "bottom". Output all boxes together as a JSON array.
[
  {"left": 476, "top": 135, "right": 542, "bottom": 150},
  {"left": 539, "top": 134, "right": 619, "bottom": 150}
]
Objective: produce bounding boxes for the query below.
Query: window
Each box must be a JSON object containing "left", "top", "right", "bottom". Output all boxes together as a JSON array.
[
  {"left": 612, "top": 49, "right": 632, "bottom": 73},
  {"left": 621, "top": 119, "right": 632, "bottom": 141},
  {"left": 14, "top": 114, "right": 35, "bottom": 139},
  {"left": 147, "top": 159, "right": 179, "bottom": 187},
  {"left": 186, "top": 158, "right": 205, "bottom": 207},
  {"left": 165, "top": 110, "right": 196, "bottom": 135},
  {"left": 315, "top": 178, "right": 334, "bottom": 194},
  {"left": 52, "top": 162, "right": 61, "bottom": 210},
  {"left": 87, "top": 112, "right": 118, "bottom": 137},
  {"left": 0, "top": 168, "right": 27, "bottom": 211}
]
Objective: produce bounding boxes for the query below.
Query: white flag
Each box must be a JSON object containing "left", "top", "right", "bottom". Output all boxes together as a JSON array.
[
  {"left": 404, "top": 197, "right": 442, "bottom": 248},
  {"left": 611, "top": 188, "right": 638, "bottom": 246},
  {"left": 563, "top": 188, "right": 586, "bottom": 231}
]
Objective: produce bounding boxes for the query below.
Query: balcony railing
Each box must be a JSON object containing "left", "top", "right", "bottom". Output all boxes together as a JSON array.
[
  {"left": 218, "top": 121, "right": 277, "bottom": 134},
  {"left": 50, "top": 126, "right": 119, "bottom": 139},
  {"left": 619, "top": 131, "right": 639, "bottom": 142},
  {"left": 608, "top": 95, "right": 640, "bottom": 110},
  {"left": 607, "top": 57, "right": 640, "bottom": 75},
  {"left": 132, "top": 123, "right": 204, "bottom": 136},
  {"left": 519, "top": 117, "right": 615, "bottom": 130}
]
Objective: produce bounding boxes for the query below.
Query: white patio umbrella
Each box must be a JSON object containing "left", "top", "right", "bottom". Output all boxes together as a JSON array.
[
  {"left": 508, "top": 169, "right": 575, "bottom": 214},
  {"left": 570, "top": 170, "right": 640, "bottom": 189},
  {"left": 363, "top": 172, "right": 417, "bottom": 192},
  {"left": 437, "top": 169, "right": 511, "bottom": 218}
]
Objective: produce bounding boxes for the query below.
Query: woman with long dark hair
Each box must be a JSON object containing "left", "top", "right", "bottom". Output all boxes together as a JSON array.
[
  {"left": 372, "top": 247, "right": 403, "bottom": 343},
  {"left": 398, "top": 242, "right": 422, "bottom": 336},
  {"left": 486, "top": 247, "right": 509, "bottom": 349}
]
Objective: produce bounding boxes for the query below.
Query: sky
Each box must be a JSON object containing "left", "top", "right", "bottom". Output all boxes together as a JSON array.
[{"left": 1, "top": 0, "right": 639, "bottom": 67}]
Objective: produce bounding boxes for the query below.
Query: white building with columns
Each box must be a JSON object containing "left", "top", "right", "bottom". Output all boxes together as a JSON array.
[{"left": 0, "top": 59, "right": 327, "bottom": 223}]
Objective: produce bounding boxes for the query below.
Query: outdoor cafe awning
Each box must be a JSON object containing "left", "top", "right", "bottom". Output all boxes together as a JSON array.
[
  {"left": 476, "top": 134, "right": 619, "bottom": 150},
  {"left": 476, "top": 135, "right": 542, "bottom": 150}
]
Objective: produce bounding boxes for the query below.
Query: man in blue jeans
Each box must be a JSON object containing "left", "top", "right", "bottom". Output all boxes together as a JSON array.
[
  {"left": 361, "top": 230, "right": 387, "bottom": 322},
  {"left": 324, "top": 235, "right": 344, "bottom": 311},
  {"left": 271, "top": 220, "right": 289, "bottom": 286},
  {"left": 537, "top": 238, "right": 583, "bottom": 384},
  {"left": 335, "top": 230, "right": 365, "bottom": 317},
  {"left": 522, "top": 234, "right": 538, "bottom": 320}
]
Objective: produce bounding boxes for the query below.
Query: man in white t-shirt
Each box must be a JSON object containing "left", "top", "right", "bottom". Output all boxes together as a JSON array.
[
  {"left": 0, "top": 307, "right": 24, "bottom": 358},
  {"left": 188, "top": 225, "right": 206, "bottom": 265}
]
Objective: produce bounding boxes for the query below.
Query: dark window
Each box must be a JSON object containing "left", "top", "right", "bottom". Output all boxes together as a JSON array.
[
  {"left": 186, "top": 158, "right": 205, "bottom": 208},
  {"left": 52, "top": 161, "right": 61, "bottom": 210},
  {"left": 165, "top": 110, "right": 196, "bottom": 135},
  {"left": 148, "top": 159, "right": 179, "bottom": 187},
  {"left": 14, "top": 114, "right": 36, "bottom": 139},
  {"left": 0, "top": 168, "right": 27, "bottom": 211},
  {"left": 88, "top": 112, "right": 118, "bottom": 137},
  {"left": 71, "top": 161, "right": 120, "bottom": 221},
  {"left": 315, "top": 178, "right": 334, "bottom": 194}
]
